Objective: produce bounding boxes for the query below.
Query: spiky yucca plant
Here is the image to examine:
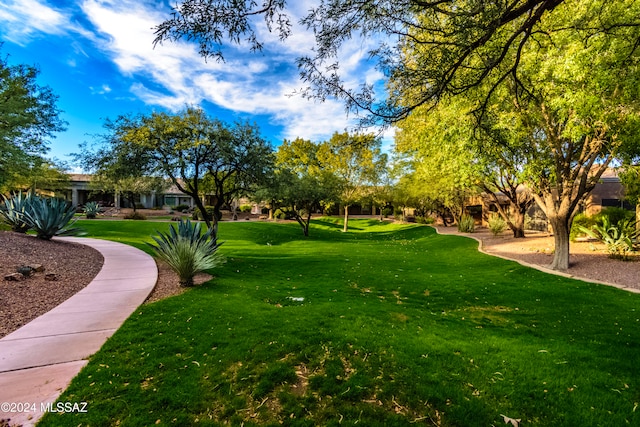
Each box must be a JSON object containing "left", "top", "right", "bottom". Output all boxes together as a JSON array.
[
  {"left": 23, "top": 196, "right": 81, "bottom": 240},
  {"left": 0, "top": 191, "right": 34, "bottom": 233},
  {"left": 148, "top": 219, "right": 224, "bottom": 287},
  {"left": 84, "top": 201, "right": 100, "bottom": 219}
]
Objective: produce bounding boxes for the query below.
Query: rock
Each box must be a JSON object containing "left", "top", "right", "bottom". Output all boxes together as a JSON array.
[
  {"left": 44, "top": 273, "right": 59, "bottom": 281},
  {"left": 4, "top": 273, "right": 24, "bottom": 281},
  {"left": 28, "top": 264, "right": 45, "bottom": 272}
]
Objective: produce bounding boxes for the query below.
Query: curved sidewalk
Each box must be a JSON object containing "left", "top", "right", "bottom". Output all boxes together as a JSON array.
[{"left": 0, "top": 237, "right": 157, "bottom": 427}]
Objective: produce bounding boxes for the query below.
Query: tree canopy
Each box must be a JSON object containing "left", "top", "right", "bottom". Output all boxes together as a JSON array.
[
  {"left": 153, "top": 0, "right": 640, "bottom": 125},
  {"left": 0, "top": 48, "right": 67, "bottom": 193},
  {"left": 396, "top": 0, "right": 640, "bottom": 270},
  {"left": 78, "top": 107, "right": 274, "bottom": 231}
]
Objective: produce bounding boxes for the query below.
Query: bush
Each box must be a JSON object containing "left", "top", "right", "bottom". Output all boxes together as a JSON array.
[
  {"left": 457, "top": 214, "right": 475, "bottom": 233},
  {"left": 174, "top": 204, "right": 189, "bottom": 213},
  {"left": 0, "top": 191, "right": 34, "bottom": 233},
  {"left": 595, "top": 207, "right": 634, "bottom": 226},
  {"left": 84, "top": 201, "right": 100, "bottom": 219},
  {"left": 487, "top": 213, "right": 507, "bottom": 236},
  {"left": 239, "top": 204, "right": 252, "bottom": 213},
  {"left": 571, "top": 212, "right": 596, "bottom": 240},
  {"left": 147, "top": 219, "right": 224, "bottom": 286},
  {"left": 124, "top": 212, "right": 147, "bottom": 220},
  {"left": 23, "top": 196, "right": 81, "bottom": 240}
]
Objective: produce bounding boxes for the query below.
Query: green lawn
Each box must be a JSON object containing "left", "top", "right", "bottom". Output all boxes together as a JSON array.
[{"left": 38, "top": 219, "right": 639, "bottom": 426}]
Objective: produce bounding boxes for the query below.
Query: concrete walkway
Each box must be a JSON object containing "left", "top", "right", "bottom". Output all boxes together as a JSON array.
[{"left": 0, "top": 237, "right": 157, "bottom": 427}]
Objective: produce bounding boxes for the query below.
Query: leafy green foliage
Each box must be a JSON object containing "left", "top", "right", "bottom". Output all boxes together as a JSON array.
[
  {"left": 578, "top": 216, "right": 638, "bottom": 260},
  {"left": 570, "top": 212, "right": 595, "bottom": 241},
  {"left": 76, "top": 107, "right": 273, "bottom": 230},
  {"left": 596, "top": 207, "right": 635, "bottom": 226},
  {"left": 148, "top": 219, "right": 224, "bottom": 286},
  {"left": 23, "top": 196, "right": 80, "bottom": 240},
  {"left": 84, "top": 201, "right": 100, "bottom": 219},
  {"left": 0, "top": 49, "right": 66, "bottom": 192},
  {"left": 457, "top": 214, "right": 475, "bottom": 233},
  {"left": 0, "top": 191, "right": 34, "bottom": 232},
  {"left": 487, "top": 213, "right": 507, "bottom": 236}
]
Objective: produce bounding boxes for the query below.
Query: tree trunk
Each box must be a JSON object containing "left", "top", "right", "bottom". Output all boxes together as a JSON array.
[
  {"left": 511, "top": 209, "right": 526, "bottom": 238},
  {"left": 343, "top": 205, "right": 349, "bottom": 232},
  {"left": 548, "top": 215, "right": 571, "bottom": 271}
]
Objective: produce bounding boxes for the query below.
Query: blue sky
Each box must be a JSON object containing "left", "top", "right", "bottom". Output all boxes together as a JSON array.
[{"left": 0, "top": 0, "right": 393, "bottom": 171}]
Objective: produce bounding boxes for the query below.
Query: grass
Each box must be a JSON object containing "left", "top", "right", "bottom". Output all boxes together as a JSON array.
[{"left": 38, "top": 218, "right": 640, "bottom": 426}]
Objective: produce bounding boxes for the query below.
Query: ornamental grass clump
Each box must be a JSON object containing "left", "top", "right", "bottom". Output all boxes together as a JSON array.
[
  {"left": 0, "top": 191, "right": 34, "bottom": 233},
  {"left": 23, "top": 196, "right": 81, "bottom": 240},
  {"left": 457, "top": 213, "right": 475, "bottom": 233},
  {"left": 487, "top": 213, "right": 507, "bottom": 236},
  {"left": 148, "top": 219, "right": 224, "bottom": 287}
]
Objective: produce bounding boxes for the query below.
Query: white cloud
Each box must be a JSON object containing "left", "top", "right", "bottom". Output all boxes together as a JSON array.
[
  {"left": 0, "top": 0, "right": 68, "bottom": 43},
  {"left": 78, "top": 0, "right": 371, "bottom": 142},
  {"left": 3, "top": 0, "right": 389, "bottom": 144}
]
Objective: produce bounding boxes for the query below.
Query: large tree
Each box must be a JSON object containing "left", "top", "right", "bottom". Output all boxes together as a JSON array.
[
  {"left": 0, "top": 49, "right": 66, "bottom": 193},
  {"left": 153, "top": 0, "right": 639, "bottom": 125},
  {"left": 81, "top": 107, "right": 273, "bottom": 231},
  {"left": 397, "top": 1, "right": 640, "bottom": 270},
  {"left": 261, "top": 137, "right": 341, "bottom": 236},
  {"left": 75, "top": 129, "right": 165, "bottom": 211},
  {"left": 317, "top": 132, "right": 386, "bottom": 232}
]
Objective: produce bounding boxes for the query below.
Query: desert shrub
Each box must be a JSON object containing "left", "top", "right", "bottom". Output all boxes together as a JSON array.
[
  {"left": 147, "top": 219, "right": 224, "bottom": 286},
  {"left": 174, "top": 204, "right": 189, "bottom": 213},
  {"left": 570, "top": 212, "right": 596, "bottom": 240},
  {"left": 84, "top": 201, "right": 101, "bottom": 219},
  {"left": 595, "top": 207, "right": 634, "bottom": 226},
  {"left": 23, "top": 196, "right": 80, "bottom": 240},
  {"left": 487, "top": 213, "right": 507, "bottom": 236},
  {"left": 415, "top": 215, "right": 435, "bottom": 225},
  {"left": 0, "top": 191, "right": 34, "bottom": 233},
  {"left": 578, "top": 216, "right": 638, "bottom": 260},
  {"left": 124, "top": 212, "right": 147, "bottom": 220},
  {"left": 239, "top": 204, "right": 252, "bottom": 213},
  {"left": 457, "top": 214, "right": 475, "bottom": 233}
]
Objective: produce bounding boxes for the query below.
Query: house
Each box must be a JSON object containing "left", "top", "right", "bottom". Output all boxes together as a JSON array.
[
  {"left": 61, "top": 174, "right": 181, "bottom": 209},
  {"left": 468, "top": 168, "right": 633, "bottom": 227}
]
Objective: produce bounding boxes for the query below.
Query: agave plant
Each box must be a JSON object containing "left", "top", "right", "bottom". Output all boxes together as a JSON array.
[
  {"left": 84, "top": 201, "right": 101, "bottom": 219},
  {"left": 0, "top": 191, "right": 35, "bottom": 233},
  {"left": 578, "top": 216, "right": 638, "bottom": 260},
  {"left": 148, "top": 219, "right": 224, "bottom": 287},
  {"left": 23, "top": 197, "right": 81, "bottom": 240}
]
